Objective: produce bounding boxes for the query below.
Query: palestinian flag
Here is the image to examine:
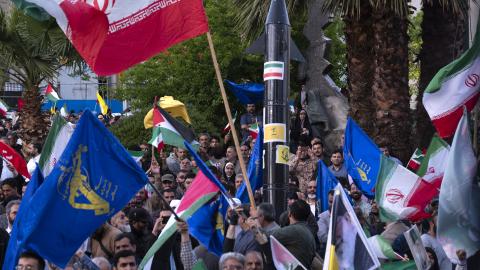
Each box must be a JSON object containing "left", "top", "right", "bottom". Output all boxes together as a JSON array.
[
  {"left": 264, "top": 61, "right": 284, "bottom": 81},
  {"left": 0, "top": 99, "right": 9, "bottom": 117},
  {"left": 140, "top": 170, "right": 220, "bottom": 270},
  {"left": 323, "top": 185, "right": 380, "bottom": 270},
  {"left": 375, "top": 156, "right": 438, "bottom": 222},
  {"left": 96, "top": 92, "right": 108, "bottom": 115},
  {"left": 148, "top": 107, "right": 198, "bottom": 150},
  {"left": 223, "top": 111, "right": 237, "bottom": 134},
  {"left": 38, "top": 114, "right": 75, "bottom": 177},
  {"left": 368, "top": 235, "right": 404, "bottom": 260},
  {"left": 406, "top": 148, "right": 424, "bottom": 172},
  {"left": 422, "top": 19, "right": 480, "bottom": 138},
  {"left": 270, "top": 235, "right": 306, "bottom": 270},
  {"left": 416, "top": 135, "right": 449, "bottom": 184},
  {"left": 45, "top": 84, "right": 61, "bottom": 102},
  {"left": 128, "top": 150, "right": 144, "bottom": 166},
  {"left": 249, "top": 122, "right": 259, "bottom": 139},
  {"left": 380, "top": 261, "right": 417, "bottom": 270}
]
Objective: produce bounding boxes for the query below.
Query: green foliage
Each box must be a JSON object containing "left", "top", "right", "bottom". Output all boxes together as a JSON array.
[
  {"left": 116, "top": 0, "right": 263, "bottom": 143},
  {"left": 408, "top": 11, "right": 423, "bottom": 96},
  {"left": 324, "top": 17, "right": 347, "bottom": 89},
  {"left": 109, "top": 109, "right": 151, "bottom": 149}
]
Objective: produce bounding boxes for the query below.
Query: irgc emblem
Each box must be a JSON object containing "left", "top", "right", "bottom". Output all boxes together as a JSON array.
[{"left": 57, "top": 145, "right": 117, "bottom": 216}]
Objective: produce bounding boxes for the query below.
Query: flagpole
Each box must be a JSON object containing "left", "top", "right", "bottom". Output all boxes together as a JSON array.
[{"left": 206, "top": 31, "right": 257, "bottom": 209}]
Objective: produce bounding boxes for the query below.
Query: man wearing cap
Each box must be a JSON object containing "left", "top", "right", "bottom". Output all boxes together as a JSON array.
[
  {"left": 128, "top": 208, "right": 156, "bottom": 259},
  {"left": 160, "top": 174, "right": 176, "bottom": 191}
]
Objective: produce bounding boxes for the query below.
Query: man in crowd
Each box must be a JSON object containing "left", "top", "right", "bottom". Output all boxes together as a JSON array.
[
  {"left": 306, "top": 180, "right": 320, "bottom": 218},
  {"left": 219, "top": 252, "right": 245, "bottom": 270},
  {"left": 240, "top": 104, "right": 261, "bottom": 142},
  {"left": 350, "top": 183, "right": 371, "bottom": 219},
  {"left": 253, "top": 203, "right": 280, "bottom": 235},
  {"left": 1, "top": 199, "right": 19, "bottom": 234},
  {"left": 17, "top": 251, "right": 45, "bottom": 270},
  {"left": 311, "top": 141, "right": 329, "bottom": 166},
  {"left": 166, "top": 147, "right": 187, "bottom": 175},
  {"left": 289, "top": 141, "right": 316, "bottom": 193},
  {"left": 380, "top": 146, "right": 403, "bottom": 165},
  {"left": 114, "top": 233, "right": 137, "bottom": 254},
  {"left": 113, "top": 250, "right": 137, "bottom": 270},
  {"left": 328, "top": 150, "right": 348, "bottom": 186},
  {"left": 225, "top": 146, "right": 241, "bottom": 175},
  {"left": 245, "top": 251, "right": 263, "bottom": 270},
  {"left": 128, "top": 208, "right": 155, "bottom": 259}
]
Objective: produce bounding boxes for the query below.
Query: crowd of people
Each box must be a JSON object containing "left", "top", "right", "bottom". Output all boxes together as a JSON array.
[{"left": 0, "top": 104, "right": 472, "bottom": 270}]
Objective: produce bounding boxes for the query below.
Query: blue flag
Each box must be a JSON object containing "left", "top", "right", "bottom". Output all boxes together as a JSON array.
[
  {"left": 188, "top": 198, "right": 225, "bottom": 256},
  {"left": 19, "top": 111, "right": 148, "bottom": 267},
  {"left": 225, "top": 80, "right": 264, "bottom": 104},
  {"left": 3, "top": 166, "right": 44, "bottom": 270},
  {"left": 236, "top": 128, "right": 263, "bottom": 203},
  {"left": 316, "top": 160, "right": 338, "bottom": 212},
  {"left": 343, "top": 118, "right": 381, "bottom": 198}
]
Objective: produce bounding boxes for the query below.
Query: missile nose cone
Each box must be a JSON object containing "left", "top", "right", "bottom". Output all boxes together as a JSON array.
[{"left": 266, "top": 0, "right": 290, "bottom": 26}]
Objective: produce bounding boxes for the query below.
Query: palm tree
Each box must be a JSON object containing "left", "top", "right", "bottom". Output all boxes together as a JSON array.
[{"left": 0, "top": 9, "right": 83, "bottom": 144}]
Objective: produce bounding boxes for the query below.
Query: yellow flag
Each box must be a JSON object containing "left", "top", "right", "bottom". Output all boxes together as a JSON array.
[
  {"left": 144, "top": 96, "right": 191, "bottom": 129},
  {"left": 96, "top": 92, "right": 109, "bottom": 115}
]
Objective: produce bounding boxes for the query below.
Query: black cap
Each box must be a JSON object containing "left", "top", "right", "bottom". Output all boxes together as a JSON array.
[{"left": 266, "top": 0, "right": 290, "bottom": 26}]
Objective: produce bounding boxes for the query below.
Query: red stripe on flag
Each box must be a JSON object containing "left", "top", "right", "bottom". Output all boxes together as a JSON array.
[
  {"left": 176, "top": 171, "right": 219, "bottom": 213},
  {"left": 432, "top": 92, "right": 480, "bottom": 138},
  {"left": 263, "top": 72, "right": 283, "bottom": 78}
]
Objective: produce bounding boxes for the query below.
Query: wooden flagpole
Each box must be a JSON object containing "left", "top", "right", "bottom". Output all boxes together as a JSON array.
[{"left": 206, "top": 31, "right": 257, "bottom": 209}]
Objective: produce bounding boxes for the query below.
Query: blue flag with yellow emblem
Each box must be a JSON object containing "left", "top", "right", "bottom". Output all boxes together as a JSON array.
[
  {"left": 236, "top": 127, "right": 263, "bottom": 203},
  {"left": 343, "top": 118, "right": 381, "bottom": 198},
  {"left": 19, "top": 110, "right": 148, "bottom": 267}
]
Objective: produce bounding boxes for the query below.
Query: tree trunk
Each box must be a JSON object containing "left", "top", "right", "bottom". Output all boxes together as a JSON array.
[
  {"left": 372, "top": 4, "right": 411, "bottom": 163},
  {"left": 17, "top": 87, "right": 50, "bottom": 144},
  {"left": 416, "top": 2, "right": 467, "bottom": 148},
  {"left": 344, "top": 0, "right": 375, "bottom": 135}
]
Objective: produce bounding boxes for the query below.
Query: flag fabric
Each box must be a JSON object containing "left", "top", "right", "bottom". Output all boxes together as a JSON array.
[
  {"left": 187, "top": 197, "right": 224, "bottom": 256},
  {"left": 249, "top": 122, "right": 259, "bottom": 139},
  {"left": 236, "top": 127, "right": 263, "bottom": 203},
  {"left": 96, "top": 92, "right": 109, "bottom": 115},
  {"left": 323, "top": 184, "right": 380, "bottom": 270},
  {"left": 128, "top": 150, "right": 144, "bottom": 164},
  {"left": 316, "top": 160, "right": 338, "bottom": 212},
  {"left": 225, "top": 80, "right": 264, "bottom": 104},
  {"left": 148, "top": 107, "right": 165, "bottom": 150},
  {"left": 437, "top": 108, "right": 480, "bottom": 261},
  {"left": 368, "top": 235, "right": 402, "bottom": 260},
  {"left": 148, "top": 107, "right": 198, "bottom": 150},
  {"left": 223, "top": 111, "right": 237, "bottom": 134},
  {"left": 0, "top": 99, "right": 9, "bottom": 117},
  {"left": 270, "top": 235, "right": 307, "bottom": 270},
  {"left": 343, "top": 117, "right": 381, "bottom": 198},
  {"left": 0, "top": 141, "right": 30, "bottom": 179},
  {"left": 406, "top": 148, "right": 424, "bottom": 172},
  {"left": 375, "top": 156, "right": 438, "bottom": 222},
  {"left": 29, "top": 0, "right": 209, "bottom": 76},
  {"left": 45, "top": 84, "right": 61, "bottom": 102},
  {"left": 17, "top": 98, "right": 23, "bottom": 111},
  {"left": 38, "top": 114, "right": 75, "bottom": 177},
  {"left": 192, "top": 260, "right": 208, "bottom": 270},
  {"left": 60, "top": 103, "right": 69, "bottom": 118},
  {"left": 422, "top": 19, "right": 480, "bottom": 138},
  {"left": 416, "top": 135, "right": 450, "bottom": 185},
  {"left": 18, "top": 110, "right": 148, "bottom": 267},
  {"left": 10, "top": 0, "right": 51, "bottom": 21},
  {"left": 380, "top": 261, "right": 417, "bottom": 270},
  {"left": 140, "top": 170, "right": 221, "bottom": 269},
  {"left": 144, "top": 96, "right": 192, "bottom": 128},
  {"left": 2, "top": 166, "right": 44, "bottom": 270},
  {"left": 264, "top": 61, "right": 284, "bottom": 81}
]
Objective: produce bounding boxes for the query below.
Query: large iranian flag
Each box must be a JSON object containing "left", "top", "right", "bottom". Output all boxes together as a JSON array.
[
  {"left": 416, "top": 135, "right": 450, "bottom": 184},
  {"left": 376, "top": 156, "right": 438, "bottom": 222},
  {"left": 25, "top": 0, "right": 209, "bottom": 75},
  {"left": 38, "top": 114, "right": 75, "bottom": 177},
  {"left": 423, "top": 19, "right": 480, "bottom": 138}
]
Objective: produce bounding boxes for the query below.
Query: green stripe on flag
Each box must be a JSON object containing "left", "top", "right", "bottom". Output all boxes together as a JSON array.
[
  {"left": 375, "top": 156, "right": 401, "bottom": 222},
  {"left": 380, "top": 260, "right": 416, "bottom": 270},
  {"left": 264, "top": 63, "right": 283, "bottom": 68}
]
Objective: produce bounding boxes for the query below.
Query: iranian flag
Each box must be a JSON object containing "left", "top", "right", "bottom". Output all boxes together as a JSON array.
[
  {"left": 422, "top": 19, "right": 480, "bottom": 138},
  {"left": 38, "top": 114, "right": 75, "bottom": 177},
  {"left": 368, "top": 235, "right": 404, "bottom": 260},
  {"left": 249, "top": 122, "right": 259, "bottom": 139},
  {"left": 0, "top": 99, "right": 9, "bottom": 117},
  {"left": 45, "top": 84, "right": 60, "bottom": 102},
  {"left": 223, "top": 111, "right": 237, "bottom": 134},
  {"left": 271, "top": 235, "right": 306, "bottom": 270},
  {"left": 376, "top": 156, "right": 438, "bottom": 222},
  {"left": 264, "top": 61, "right": 284, "bottom": 81},
  {"left": 416, "top": 135, "right": 450, "bottom": 184},
  {"left": 140, "top": 170, "right": 220, "bottom": 270},
  {"left": 406, "top": 148, "right": 424, "bottom": 172},
  {"left": 148, "top": 107, "right": 198, "bottom": 150},
  {"left": 25, "top": 0, "right": 209, "bottom": 76},
  {"left": 0, "top": 142, "right": 30, "bottom": 179}
]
